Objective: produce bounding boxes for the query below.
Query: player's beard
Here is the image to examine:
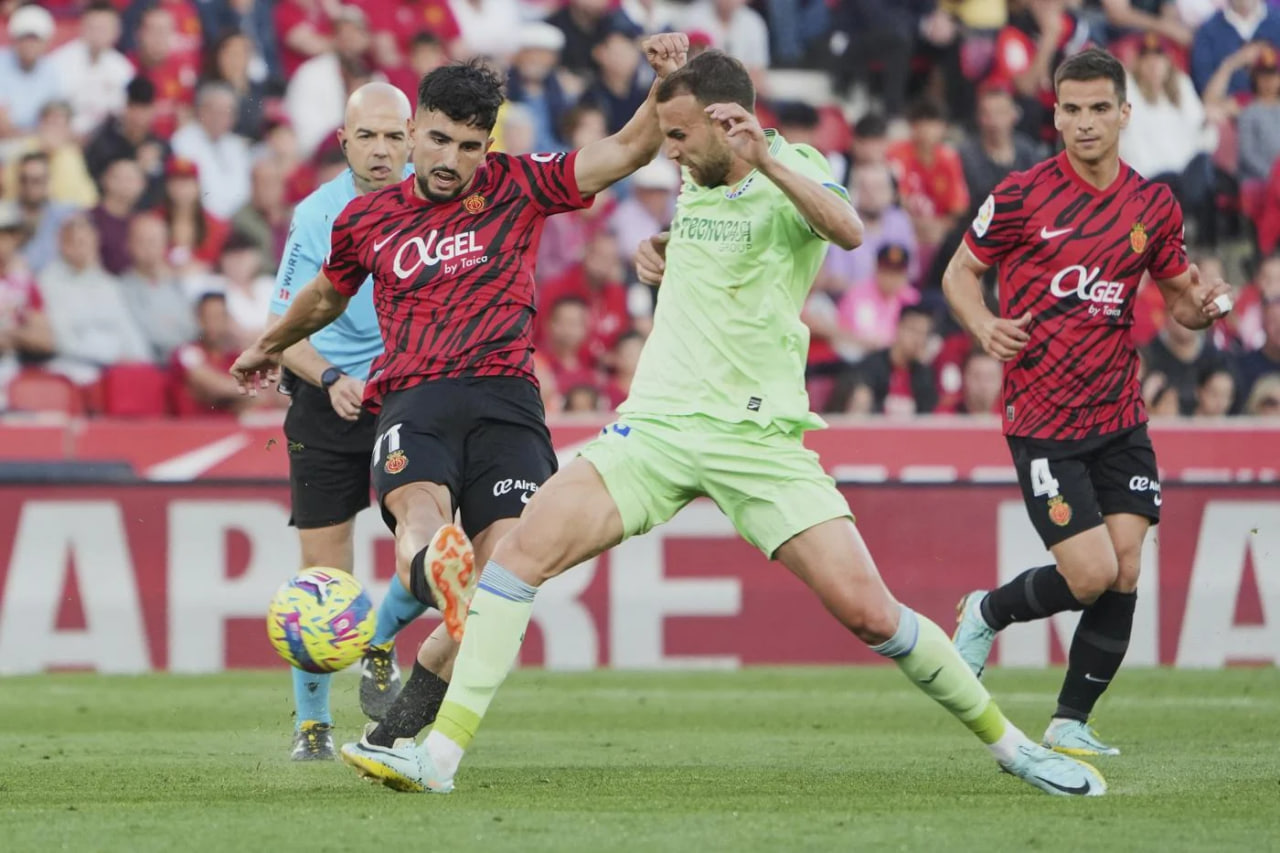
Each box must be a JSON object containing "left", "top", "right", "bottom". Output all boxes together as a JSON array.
[
  {"left": 690, "top": 143, "right": 735, "bottom": 188},
  {"left": 417, "top": 168, "right": 465, "bottom": 202}
]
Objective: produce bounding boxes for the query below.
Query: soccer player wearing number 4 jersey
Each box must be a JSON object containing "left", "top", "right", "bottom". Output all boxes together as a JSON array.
[
  {"left": 341, "top": 50, "right": 1107, "bottom": 798},
  {"left": 944, "top": 48, "right": 1235, "bottom": 757}
]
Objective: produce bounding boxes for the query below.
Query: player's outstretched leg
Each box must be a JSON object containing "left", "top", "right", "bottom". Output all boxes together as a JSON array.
[
  {"left": 384, "top": 482, "right": 478, "bottom": 642},
  {"left": 360, "top": 575, "right": 429, "bottom": 720},
  {"left": 778, "top": 518, "right": 1105, "bottom": 797}
]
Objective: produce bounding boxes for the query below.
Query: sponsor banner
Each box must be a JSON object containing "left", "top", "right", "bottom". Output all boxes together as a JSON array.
[
  {"left": 0, "top": 417, "right": 1278, "bottom": 482},
  {"left": 1, "top": 484, "right": 1275, "bottom": 673}
]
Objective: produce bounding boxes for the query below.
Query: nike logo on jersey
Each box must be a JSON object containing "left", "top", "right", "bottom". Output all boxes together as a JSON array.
[
  {"left": 373, "top": 231, "right": 402, "bottom": 252},
  {"left": 1040, "top": 226, "right": 1073, "bottom": 240}
]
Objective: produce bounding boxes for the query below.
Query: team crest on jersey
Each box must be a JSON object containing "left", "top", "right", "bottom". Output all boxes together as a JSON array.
[
  {"left": 463, "top": 193, "right": 486, "bottom": 214},
  {"left": 1129, "top": 222, "right": 1147, "bottom": 254},
  {"left": 384, "top": 450, "right": 408, "bottom": 475},
  {"left": 1048, "top": 496, "right": 1072, "bottom": 527}
]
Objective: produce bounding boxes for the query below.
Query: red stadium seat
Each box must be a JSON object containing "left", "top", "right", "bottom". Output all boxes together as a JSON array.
[
  {"left": 6, "top": 369, "right": 83, "bottom": 416},
  {"left": 101, "top": 363, "right": 173, "bottom": 417}
]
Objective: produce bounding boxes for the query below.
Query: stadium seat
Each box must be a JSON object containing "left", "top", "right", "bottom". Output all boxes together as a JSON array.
[
  {"left": 6, "top": 369, "right": 83, "bottom": 416},
  {"left": 101, "top": 363, "right": 173, "bottom": 417}
]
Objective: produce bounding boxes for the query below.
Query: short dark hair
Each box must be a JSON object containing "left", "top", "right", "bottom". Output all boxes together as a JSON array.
[
  {"left": 899, "top": 303, "right": 934, "bottom": 324},
  {"left": 19, "top": 150, "right": 49, "bottom": 170},
  {"left": 656, "top": 50, "right": 754, "bottom": 111},
  {"left": 1054, "top": 47, "right": 1128, "bottom": 103},
  {"left": 85, "top": 1, "right": 118, "bottom": 15},
  {"left": 905, "top": 98, "right": 946, "bottom": 123},
  {"left": 853, "top": 113, "right": 888, "bottom": 140},
  {"left": 417, "top": 59, "right": 505, "bottom": 131}
]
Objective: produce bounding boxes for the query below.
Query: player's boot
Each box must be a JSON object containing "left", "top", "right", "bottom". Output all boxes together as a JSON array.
[
  {"left": 340, "top": 725, "right": 453, "bottom": 793},
  {"left": 999, "top": 742, "right": 1107, "bottom": 797},
  {"left": 952, "top": 590, "right": 997, "bottom": 678},
  {"left": 359, "top": 642, "right": 402, "bottom": 721},
  {"left": 1043, "top": 718, "right": 1121, "bottom": 756},
  {"left": 421, "top": 523, "right": 477, "bottom": 642},
  {"left": 291, "top": 721, "right": 336, "bottom": 761}
]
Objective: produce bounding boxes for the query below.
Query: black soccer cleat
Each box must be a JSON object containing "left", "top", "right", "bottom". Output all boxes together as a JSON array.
[
  {"left": 359, "top": 642, "right": 402, "bottom": 721},
  {"left": 291, "top": 721, "right": 336, "bottom": 761}
]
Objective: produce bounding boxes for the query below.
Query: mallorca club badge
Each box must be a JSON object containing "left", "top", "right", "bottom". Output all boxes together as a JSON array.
[
  {"left": 1048, "top": 495, "right": 1072, "bottom": 527},
  {"left": 1129, "top": 222, "right": 1147, "bottom": 254},
  {"left": 384, "top": 449, "right": 408, "bottom": 475},
  {"left": 463, "top": 193, "right": 486, "bottom": 214}
]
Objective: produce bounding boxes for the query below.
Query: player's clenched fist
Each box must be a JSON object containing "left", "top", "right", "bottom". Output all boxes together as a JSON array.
[
  {"left": 643, "top": 33, "right": 688, "bottom": 78},
  {"left": 230, "top": 341, "right": 281, "bottom": 396},
  {"left": 978, "top": 312, "right": 1032, "bottom": 362},
  {"left": 1188, "top": 263, "right": 1234, "bottom": 323},
  {"left": 635, "top": 231, "right": 668, "bottom": 286}
]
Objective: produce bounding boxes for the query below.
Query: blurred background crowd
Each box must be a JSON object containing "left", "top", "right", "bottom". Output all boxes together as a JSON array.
[{"left": 0, "top": 0, "right": 1277, "bottom": 420}]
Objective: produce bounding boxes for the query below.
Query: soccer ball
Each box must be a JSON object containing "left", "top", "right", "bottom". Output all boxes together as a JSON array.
[{"left": 266, "top": 568, "right": 377, "bottom": 673}]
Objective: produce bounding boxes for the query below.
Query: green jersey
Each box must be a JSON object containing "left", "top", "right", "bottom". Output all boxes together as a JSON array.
[{"left": 619, "top": 132, "right": 848, "bottom": 429}]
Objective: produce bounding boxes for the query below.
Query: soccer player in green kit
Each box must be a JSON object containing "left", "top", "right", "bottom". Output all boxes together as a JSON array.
[{"left": 340, "top": 50, "right": 1107, "bottom": 798}]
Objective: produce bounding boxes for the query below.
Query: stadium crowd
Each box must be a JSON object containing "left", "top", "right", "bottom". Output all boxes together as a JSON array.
[{"left": 0, "top": 0, "right": 1277, "bottom": 418}]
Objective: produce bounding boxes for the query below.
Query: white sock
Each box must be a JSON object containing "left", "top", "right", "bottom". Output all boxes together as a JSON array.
[
  {"left": 986, "top": 722, "right": 1032, "bottom": 764},
  {"left": 425, "top": 729, "right": 465, "bottom": 780}
]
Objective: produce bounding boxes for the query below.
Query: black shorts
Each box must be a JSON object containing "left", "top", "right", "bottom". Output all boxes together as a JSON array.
[
  {"left": 283, "top": 380, "right": 377, "bottom": 529},
  {"left": 370, "top": 376, "right": 558, "bottom": 538},
  {"left": 1008, "top": 423, "right": 1161, "bottom": 549}
]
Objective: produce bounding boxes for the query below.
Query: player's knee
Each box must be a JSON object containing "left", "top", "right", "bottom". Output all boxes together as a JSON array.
[
  {"left": 847, "top": 602, "right": 900, "bottom": 646},
  {"left": 1067, "top": 558, "right": 1118, "bottom": 604},
  {"left": 1111, "top": 547, "right": 1142, "bottom": 593}
]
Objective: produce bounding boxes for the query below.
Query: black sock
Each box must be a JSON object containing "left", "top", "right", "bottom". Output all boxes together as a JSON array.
[
  {"left": 980, "top": 565, "right": 1085, "bottom": 631},
  {"left": 1055, "top": 590, "right": 1137, "bottom": 721},
  {"left": 367, "top": 662, "right": 449, "bottom": 747},
  {"left": 407, "top": 546, "right": 435, "bottom": 608}
]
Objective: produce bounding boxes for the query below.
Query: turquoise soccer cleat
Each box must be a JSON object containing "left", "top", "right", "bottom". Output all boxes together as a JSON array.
[
  {"left": 1000, "top": 742, "right": 1107, "bottom": 797},
  {"left": 952, "top": 590, "right": 997, "bottom": 678},
  {"left": 1043, "top": 718, "right": 1121, "bottom": 757}
]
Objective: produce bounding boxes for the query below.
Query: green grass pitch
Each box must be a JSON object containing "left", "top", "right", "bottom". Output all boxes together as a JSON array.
[{"left": 2, "top": 668, "right": 1277, "bottom": 852}]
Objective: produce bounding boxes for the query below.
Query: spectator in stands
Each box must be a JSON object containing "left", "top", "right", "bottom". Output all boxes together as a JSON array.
[
  {"left": 1236, "top": 297, "right": 1280, "bottom": 404},
  {"left": 563, "top": 383, "right": 603, "bottom": 412},
  {"left": 0, "top": 203, "right": 55, "bottom": 395},
  {"left": 680, "top": 0, "right": 771, "bottom": 84},
  {"left": 538, "top": 105, "right": 614, "bottom": 280},
  {"left": 604, "top": 328, "right": 644, "bottom": 408},
  {"left": 1244, "top": 373, "right": 1280, "bottom": 415},
  {"left": 583, "top": 17, "right": 650, "bottom": 135},
  {"left": 1143, "top": 308, "right": 1229, "bottom": 414},
  {"left": 544, "top": 295, "right": 600, "bottom": 395},
  {"left": 1234, "top": 252, "right": 1280, "bottom": 349},
  {"left": 120, "top": 0, "right": 205, "bottom": 73},
  {"left": 130, "top": 4, "right": 200, "bottom": 140},
  {"left": 119, "top": 213, "right": 197, "bottom": 362},
  {"left": 950, "top": 348, "right": 1003, "bottom": 415},
  {"left": 507, "top": 22, "right": 577, "bottom": 152},
  {"left": 170, "top": 82, "right": 252, "bottom": 219},
  {"left": 285, "top": 5, "right": 374, "bottom": 158},
  {"left": 155, "top": 156, "right": 229, "bottom": 276},
  {"left": 383, "top": 32, "right": 451, "bottom": 102},
  {"left": 836, "top": 243, "right": 923, "bottom": 359},
  {"left": 1238, "top": 46, "right": 1280, "bottom": 182},
  {"left": 5, "top": 102, "right": 100, "bottom": 209},
  {"left": 50, "top": 2, "right": 136, "bottom": 140},
  {"left": 364, "top": 0, "right": 461, "bottom": 73},
  {"left": 819, "top": 162, "right": 918, "bottom": 296},
  {"left": 207, "top": 230, "right": 274, "bottom": 345},
  {"left": 172, "top": 291, "right": 272, "bottom": 416},
  {"left": 829, "top": 304, "right": 939, "bottom": 416},
  {"left": 849, "top": 113, "right": 890, "bottom": 173},
  {"left": 888, "top": 99, "right": 969, "bottom": 254},
  {"left": 274, "top": 0, "right": 335, "bottom": 79},
  {"left": 12, "top": 152, "right": 78, "bottom": 275},
  {"left": 827, "top": 0, "right": 936, "bottom": 118},
  {"left": 988, "top": 0, "right": 1091, "bottom": 144},
  {"left": 611, "top": 158, "right": 679, "bottom": 264},
  {"left": 230, "top": 158, "right": 291, "bottom": 277},
  {"left": 1190, "top": 0, "right": 1280, "bottom": 95},
  {"left": 1121, "top": 34, "right": 1213, "bottom": 236},
  {"left": 1100, "top": 0, "right": 1195, "bottom": 46},
  {"left": 1144, "top": 371, "right": 1182, "bottom": 416},
  {"left": 90, "top": 158, "right": 147, "bottom": 276},
  {"left": 84, "top": 76, "right": 169, "bottom": 208},
  {"left": 1194, "top": 365, "right": 1236, "bottom": 415},
  {"left": 449, "top": 0, "right": 525, "bottom": 62},
  {"left": 195, "top": 0, "right": 282, "bottom": 84},
  {"left": 0, "top": 5, "right": 61, "bottom": 137},
  {"left": 204, "top": 30, "right": 272, "bottom": 141},
  {"left": 39, "top": 214, "right": 149, "bottom": 385},
  {"left": 959, "top": 82, "right": 1043, "bottom": 210},
  {"left": 541, "top": 229, "right": 645, "bottom": 363},
  {"left": 496, "top": 102, "right": 537, "bottom": 155},
  {"left": 546, "top": 0, "right": 630, "bottom": 78}
]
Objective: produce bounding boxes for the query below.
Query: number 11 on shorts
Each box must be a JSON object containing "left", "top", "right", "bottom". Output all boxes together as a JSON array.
[{"left": 374, "top": 423, "right": 405, "bottom": 474}]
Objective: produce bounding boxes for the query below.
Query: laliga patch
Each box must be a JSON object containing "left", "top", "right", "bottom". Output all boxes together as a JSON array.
[
  {"left": 973, "top": 194, "right": 995, "bottom": 238},
  {"left": 1048, "top": 495, "right": 1072, "bottom": 527},
  {"left": 384, "top": 449, "right": 408, "bottom": 475}
]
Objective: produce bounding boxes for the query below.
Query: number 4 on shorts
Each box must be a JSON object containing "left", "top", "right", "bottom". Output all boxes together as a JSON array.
[{"left": 1030, "top": 458, "right": 1060, "bottom": 499}]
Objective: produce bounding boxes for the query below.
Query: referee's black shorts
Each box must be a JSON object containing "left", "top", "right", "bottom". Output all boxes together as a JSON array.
[{"left": 283, "top": 379, "right": 377, "bottom": 529}]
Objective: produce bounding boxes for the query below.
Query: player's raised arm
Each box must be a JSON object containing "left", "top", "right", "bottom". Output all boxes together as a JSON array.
[
  {"left": 232, "top": 270, "right": 351, "bottom": 393},
  {"left": 573, "top": 33, "right": 689, "bottom": 198}
]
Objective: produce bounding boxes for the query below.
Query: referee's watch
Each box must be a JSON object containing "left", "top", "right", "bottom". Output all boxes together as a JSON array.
[{"left": 321, "top": 366, "right": 346, "bottom": 390}]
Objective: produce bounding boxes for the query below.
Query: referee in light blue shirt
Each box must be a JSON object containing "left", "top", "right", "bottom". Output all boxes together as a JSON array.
[{"left": 271, "top": 83, "right": 428, "bottom": 760}]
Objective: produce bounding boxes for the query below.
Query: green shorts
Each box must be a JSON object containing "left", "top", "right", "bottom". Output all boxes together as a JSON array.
[{"left": 579, "top": 413, "right": 852, "bottom": 558}]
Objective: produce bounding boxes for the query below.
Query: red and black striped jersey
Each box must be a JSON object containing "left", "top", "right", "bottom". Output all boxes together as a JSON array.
[
  {"left": 322, "top": 151, "right": 592, "bottom": 409},
  {"left": 964, "top": 151, "right": 1188, "bottom": 440}
]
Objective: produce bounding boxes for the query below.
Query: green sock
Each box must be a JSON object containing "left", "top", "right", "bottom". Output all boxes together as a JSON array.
[
  {"left": 432, "top": 562, "right": 536, "bottom": 758},
  {"left": 873, "top": 605, "right": 1024, "bottom": 759}
]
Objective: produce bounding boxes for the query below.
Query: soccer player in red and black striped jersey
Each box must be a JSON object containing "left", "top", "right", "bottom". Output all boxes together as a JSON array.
[
  {"left": 943, "top": 48, "right": 1234, "bottom": 757},
  {"left": 233, "top": 35, "right": 689, "bottom": 749}
]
